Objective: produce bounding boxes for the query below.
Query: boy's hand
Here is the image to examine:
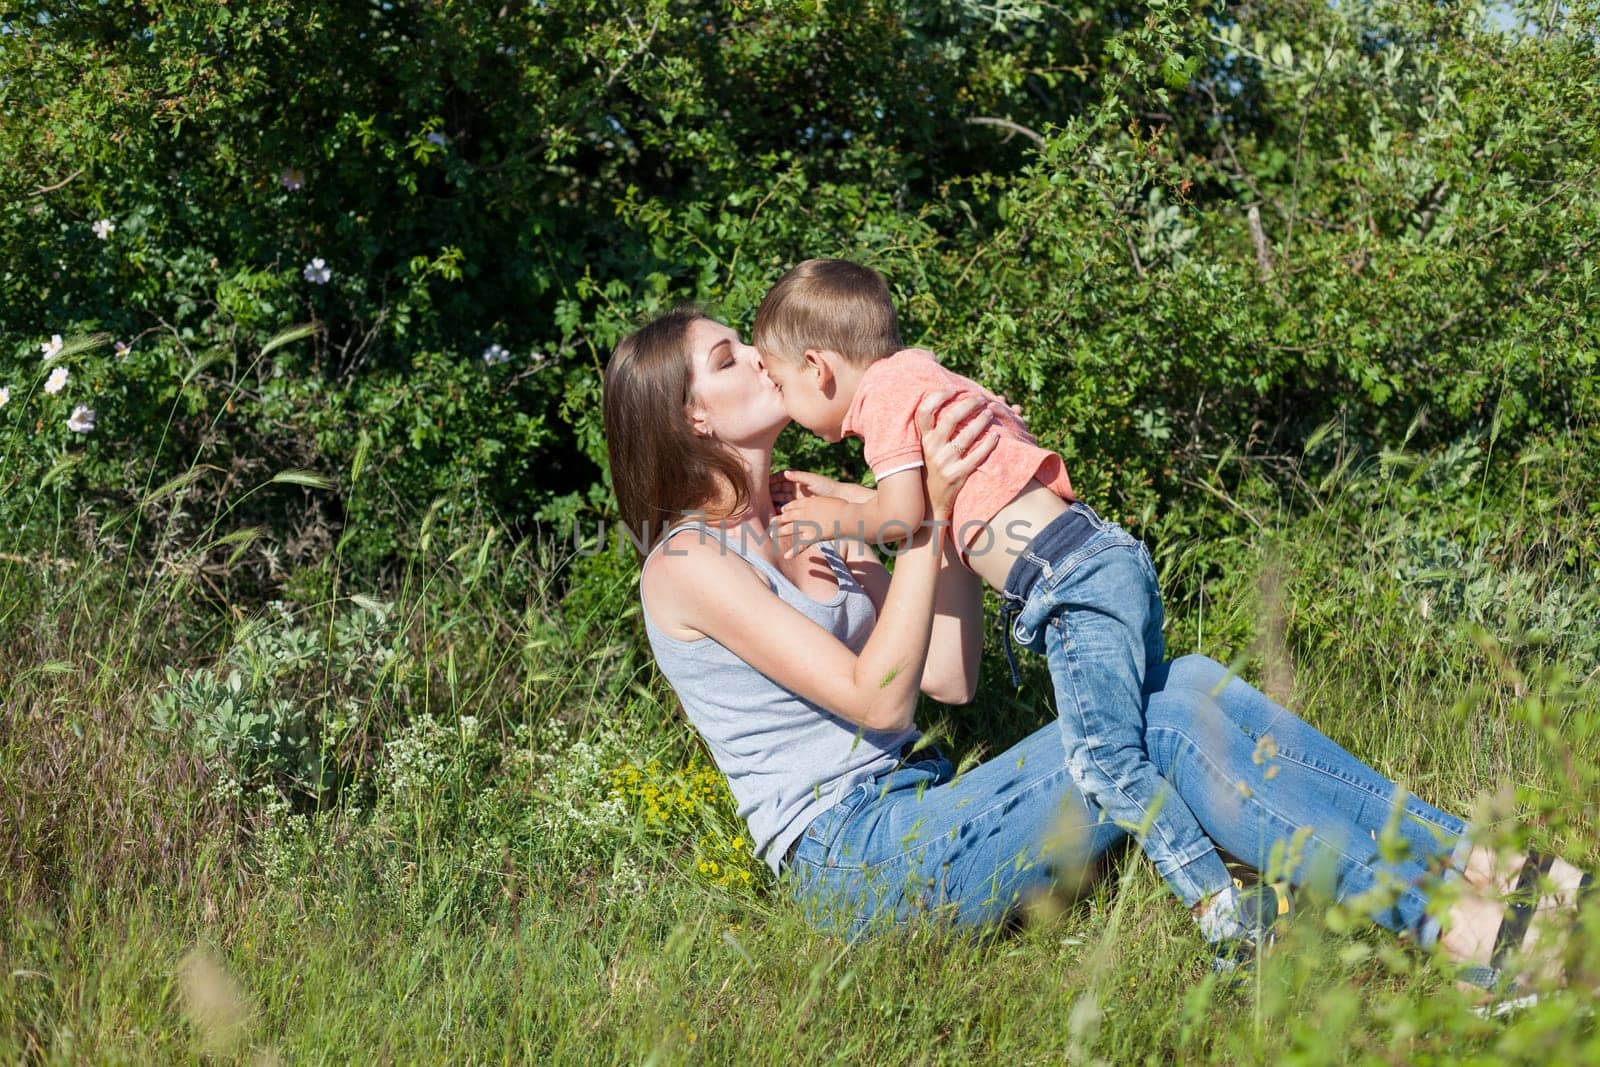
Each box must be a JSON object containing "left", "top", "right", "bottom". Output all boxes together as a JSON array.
[
  {"left": 990, "top": 393, "right": 1027, "bottom": 427},
  {"left": 770, "top": 469, "right": 839, "bottom": 509},
  {"left": 770, "top": 469, "right": 876, "bottom": 507},
  {"left": 771, "top": 495, "right": 863, "bottom": 558}
]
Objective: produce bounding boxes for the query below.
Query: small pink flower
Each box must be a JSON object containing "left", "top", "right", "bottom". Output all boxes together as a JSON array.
[{"left": 114, "top": 341, "right": 131, "bottom": 359}]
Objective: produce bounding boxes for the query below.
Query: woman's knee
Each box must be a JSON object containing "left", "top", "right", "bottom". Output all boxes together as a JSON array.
[
  {"left": 1164, "top": 653, "right": 1229, "bottom": 694},
  {"left": 1144, "top": 657, "right": 1233, "bottom": 753}
]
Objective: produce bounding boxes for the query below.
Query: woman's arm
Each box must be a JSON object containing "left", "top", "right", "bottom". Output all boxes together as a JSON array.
[
  {"left": 775, "top": 450, "right": 992, "bottom": 704},
  {"left": 916, "top": 393, "right": 1026, "bottom": 702},
  {"left": 925, "top": 553, "right": 982, "bottom": 704},
  {"left": 654, "top": 393, "right": 997, "bottom": 732},
  {"left": 834, "top": 520, "right": 980, "bottom": 706},
  {"left": 660, "top": 522, "right": 946, "bottom": 732}
]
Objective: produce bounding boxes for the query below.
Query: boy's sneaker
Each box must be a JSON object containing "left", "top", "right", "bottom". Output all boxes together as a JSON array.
[{"left": 1209, "top": 881, "right": 1292, "bottom": 975}]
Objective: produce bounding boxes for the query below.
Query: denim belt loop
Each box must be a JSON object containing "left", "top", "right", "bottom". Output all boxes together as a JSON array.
[{"left": 997, "top": 594, "right": 1026, "bottom": 689}]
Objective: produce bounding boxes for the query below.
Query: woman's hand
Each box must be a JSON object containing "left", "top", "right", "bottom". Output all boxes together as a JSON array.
[{"left": 916, "top": 391, "right": 1000, "bottom": 523}]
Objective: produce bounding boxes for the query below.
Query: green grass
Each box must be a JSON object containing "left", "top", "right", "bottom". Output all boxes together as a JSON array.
[{"left": 3, "top": 431, "right": 1599, "bottom": 1064}]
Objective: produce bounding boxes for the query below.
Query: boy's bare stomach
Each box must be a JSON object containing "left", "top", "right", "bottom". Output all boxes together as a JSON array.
[{"left": 964, "top": 480, "right": 1073, "bottom": 591}]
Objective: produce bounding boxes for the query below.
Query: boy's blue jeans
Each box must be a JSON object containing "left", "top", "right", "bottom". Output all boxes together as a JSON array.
[
  {"left": 1001, "top": 503, "right": 1231, "bottom": 908},
  {"left": 785, "top": 655, "right": 1468, "bottom": 943}
]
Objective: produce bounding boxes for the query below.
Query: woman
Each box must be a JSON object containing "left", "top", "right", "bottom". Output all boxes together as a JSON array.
[{"left": 602, "top": 308, "right": 1590, "bottom": 995}]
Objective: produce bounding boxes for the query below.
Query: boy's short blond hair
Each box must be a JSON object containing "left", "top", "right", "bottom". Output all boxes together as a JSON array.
[{"left": 752, "top": 258, "right": 903, "bottom": 368}]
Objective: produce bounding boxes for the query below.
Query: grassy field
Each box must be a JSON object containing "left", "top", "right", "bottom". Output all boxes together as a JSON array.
[{"left": 3, "top": 429, "right": 1598, "bottom": 1064}]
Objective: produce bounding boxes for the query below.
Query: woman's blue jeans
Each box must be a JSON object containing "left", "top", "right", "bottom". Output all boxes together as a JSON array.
[{"left": 785, "top": 655, "right": 1468, "bottom": 944}]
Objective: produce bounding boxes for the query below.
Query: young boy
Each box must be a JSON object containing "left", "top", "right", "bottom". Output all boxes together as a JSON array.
[{"left": 754, "top": 259, "right": 1286, "bottom": 965}]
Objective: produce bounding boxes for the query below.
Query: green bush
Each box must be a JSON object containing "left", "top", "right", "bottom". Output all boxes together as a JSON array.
[
  {"left": 5, "top": 0, "right": 1594, "bottom": 585},
  {"left": 1, "top": 0, "right": 1118, "bottom": 570},
  {"left": 149, "top": 598, "right": 406, "bottom": 794}
]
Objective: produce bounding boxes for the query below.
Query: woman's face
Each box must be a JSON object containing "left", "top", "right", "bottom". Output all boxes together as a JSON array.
[{"left": 685, "top": 318, "right": 789, "bottom": 447}]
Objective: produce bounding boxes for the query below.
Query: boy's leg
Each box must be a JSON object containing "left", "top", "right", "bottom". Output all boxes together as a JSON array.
[
  {"left": 1041, "top": 540, "right": 1233, "bottom": 909},
  {"left": 1134, "top": 540, "right": 1167, "bottom": 682}
]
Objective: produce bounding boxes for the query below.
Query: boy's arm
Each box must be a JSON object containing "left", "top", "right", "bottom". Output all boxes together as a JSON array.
[
  {"left": 855, "top": 469, "right": 926, "bottom": 546},
  {"left": 772, "top": 469, "right": 926, "bottom": 555}
]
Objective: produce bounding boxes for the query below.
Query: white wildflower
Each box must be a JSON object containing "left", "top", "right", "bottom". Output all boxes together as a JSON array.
[
  {"left": 302, "top": 258, "right": 331, "bottom": 284},
  {"left": 44, "top": 366, "right": 69, "bottom": 394},
  {"left": 92, "top": 218, "right": 116, "bottom": 240},
  {"left": 482, "top": 343, "right": 510, "bottom": 366},
  {"left": 40, "top": 334, "right": 64, "bottom": 361},
  {"left": 383, "top": 715, "right": 453, "bottom": 798},
  {"left": 529, "top": 350, "right": 548, "bottom": 369},
  {"left": 114, "top": 341, "right": 130, "bottom": 359},
  {"left": 426, "top": 131, "right": 448, "bottom": 147},
  {"left": 0, "top": 386, "right": 9, "bottom": 408},
  {"left": 280, "top": 167, "right": 305, "bottom": 191},
  {"left": 67, "top": 404, "right": 96, "bottom": 433}
]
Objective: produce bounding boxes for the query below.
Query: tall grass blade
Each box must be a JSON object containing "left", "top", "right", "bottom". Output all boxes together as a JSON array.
[
  {"left": 270, "top": 470, "right": 334, "bottom": 490},
  {"left": 182, "top": 348, "right": 232, "bottom": 386},
  {"left": 202, "top": 526, "right": 263, "bottom": 569},
  {"left": 258, "top": 323, "right": 319, "bottom": 358},
  {"left": 1303, "top": 419, "right": 1338, "bottom": 455},
  {"left": 142, "top": 465, "right": 219, "bottom": 508},
  {"left": 41, "top": 332, "right": 112, "bottom": 362},
  {"left": 350, "top": 429, "right": 372, "bottom": 487},
  {"left": 349, "top": 593, "right": 392, "bottom": 615},
  {"left": 40, "top": 452, "right": 84, "bottom": 488}
]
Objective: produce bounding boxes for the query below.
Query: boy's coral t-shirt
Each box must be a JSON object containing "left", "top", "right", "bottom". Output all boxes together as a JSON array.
[{"left": 840, "top": 349, "right": 1075, "bottom": 549}]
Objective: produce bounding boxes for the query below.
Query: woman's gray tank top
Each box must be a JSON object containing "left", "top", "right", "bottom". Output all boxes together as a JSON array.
[{"left": 641, "top": 521, "right": 918, "bottom": 873}]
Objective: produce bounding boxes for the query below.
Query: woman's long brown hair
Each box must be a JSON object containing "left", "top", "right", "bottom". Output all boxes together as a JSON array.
[{"left": 603, "top": 308, "right": 750, "bottom": 557}]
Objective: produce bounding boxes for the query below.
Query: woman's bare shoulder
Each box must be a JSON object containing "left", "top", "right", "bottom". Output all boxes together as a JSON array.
[{"left": 640, "top": 527, "right": 769, "bottom": 640}]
